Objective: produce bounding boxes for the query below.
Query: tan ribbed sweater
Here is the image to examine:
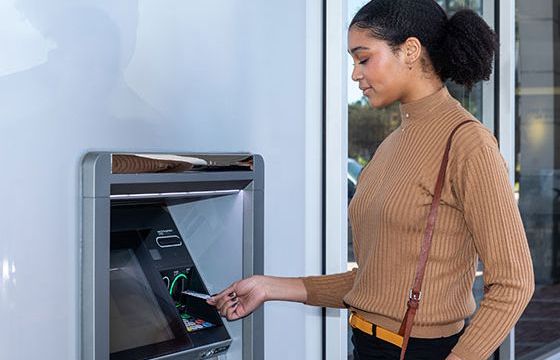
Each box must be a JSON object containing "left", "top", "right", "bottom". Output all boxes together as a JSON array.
[{"left": 302, "top": 87, "right": 534, "bottom": 360}]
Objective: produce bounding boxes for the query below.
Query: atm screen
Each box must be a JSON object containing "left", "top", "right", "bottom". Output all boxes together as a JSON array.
[
  {"left": 110, "top": 249, "right": 175, "bottom": 353},
  {"left": 109, "top": 230, "right": 192, "bottom": 360}
]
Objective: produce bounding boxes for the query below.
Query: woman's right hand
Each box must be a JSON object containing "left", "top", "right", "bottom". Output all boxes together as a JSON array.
[{"left": 206, "top": 275, "right": 268, "bottom": 321}]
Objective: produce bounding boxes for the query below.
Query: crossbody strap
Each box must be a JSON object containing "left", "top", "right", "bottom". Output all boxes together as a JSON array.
[{"left": 398, "top": 120, "right": 476, "bottom": 360}]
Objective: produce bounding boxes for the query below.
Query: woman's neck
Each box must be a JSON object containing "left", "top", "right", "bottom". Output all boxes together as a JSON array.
[{"left": 400, "top": 78, "right": 445, "bottom": 104}]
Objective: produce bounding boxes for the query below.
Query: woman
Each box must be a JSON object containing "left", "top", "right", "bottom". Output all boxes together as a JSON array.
[{"left": 208, "top": 1, "right": 535, "bottom": 359}]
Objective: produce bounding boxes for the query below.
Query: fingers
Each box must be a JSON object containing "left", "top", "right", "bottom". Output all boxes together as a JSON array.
[
  {"left": 206, "top": 284, "right": 236, "bottom": 306},
  {"left": 206, "top": 283, "right": 240, "bottom": 319},
  {"left": 205, "top": 284, "right": 241, "bottom": 319},
  {"left": 215, "top": 291, "right": 238, "bottom": 311},
  {"left": 218, "top": 296, "right": 239, "bottom": 319},
  {"left": 225, "top": 300, "right": 240, "bottom": 320}
]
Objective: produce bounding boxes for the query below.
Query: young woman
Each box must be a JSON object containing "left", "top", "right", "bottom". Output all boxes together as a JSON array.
[{"left": 208, "top": 1, "right": 535, "bottom": 359}]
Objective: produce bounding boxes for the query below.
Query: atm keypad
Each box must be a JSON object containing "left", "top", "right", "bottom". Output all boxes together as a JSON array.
[{"left": 181, "top": 313, "right": 216, "bottom": 332}]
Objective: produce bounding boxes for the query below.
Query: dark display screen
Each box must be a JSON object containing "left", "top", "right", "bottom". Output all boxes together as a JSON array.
[
  {"left": 110, "top": 248, "right": 175, "bottom": 353},
  {"left": 109, "top": 230, "right": 191, "bottom": 360}
]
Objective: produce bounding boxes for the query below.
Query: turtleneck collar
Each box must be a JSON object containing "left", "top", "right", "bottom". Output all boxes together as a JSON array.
[{"left": 399, "top": 86, "right": 454, "bottom": 130}]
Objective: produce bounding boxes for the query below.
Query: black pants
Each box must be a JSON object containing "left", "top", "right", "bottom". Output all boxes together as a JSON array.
[{"left": 351, "top": 326, "right": 464, "bottom": 360}]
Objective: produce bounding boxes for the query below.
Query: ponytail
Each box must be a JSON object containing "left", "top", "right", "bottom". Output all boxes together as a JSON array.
[{"left": 435, "top": 9, "right": 498, "bottom": 89}]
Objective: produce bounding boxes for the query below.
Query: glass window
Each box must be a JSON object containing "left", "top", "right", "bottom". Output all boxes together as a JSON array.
[{"left": 514, "top": 1, "right": 560, "bottom": 358}]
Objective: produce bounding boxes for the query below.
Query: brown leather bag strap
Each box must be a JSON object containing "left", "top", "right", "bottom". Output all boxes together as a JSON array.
[{"left": 398, "top": 120, "right": 475, "bottom": 360}]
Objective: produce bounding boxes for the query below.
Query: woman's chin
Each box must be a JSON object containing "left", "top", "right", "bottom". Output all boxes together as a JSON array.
[{"left": 368, "top": 97, "right": 386, "bottom": 109}]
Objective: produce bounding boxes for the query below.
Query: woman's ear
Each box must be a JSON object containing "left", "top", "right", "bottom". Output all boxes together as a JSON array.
[{"left": 403, "top": 37, "right": 422, "bottom": 69}]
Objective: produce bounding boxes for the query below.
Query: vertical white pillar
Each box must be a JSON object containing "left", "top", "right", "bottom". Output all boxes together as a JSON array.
[
  {"left": 325, "top": 0, "right": 349, "bottom": 359},
  {"left": 482, "top": 0, "right": 496, "bottom": 132},
  {"left": 498, "top": 0, "right": 516, "bottom": 186},
  {"left": 498, "top": 0, "right": 517, "bottom": 358}
]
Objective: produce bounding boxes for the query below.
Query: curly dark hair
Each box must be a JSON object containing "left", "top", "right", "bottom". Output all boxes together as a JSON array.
[{"left": 350, "top": 0, "right": 498, "bottom": 89}]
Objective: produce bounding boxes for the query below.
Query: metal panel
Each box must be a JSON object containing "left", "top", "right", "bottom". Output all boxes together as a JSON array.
[
  {"left": 81, "top": 197, "right": 110, "bottom": 360},
  {"left": 250, "top": 155, "right": 265, "bottom": 360}
]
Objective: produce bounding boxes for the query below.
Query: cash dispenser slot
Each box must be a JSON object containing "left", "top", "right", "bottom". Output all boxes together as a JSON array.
[{"left": 110, "top": 202, "right": 231, "bottom": 360}]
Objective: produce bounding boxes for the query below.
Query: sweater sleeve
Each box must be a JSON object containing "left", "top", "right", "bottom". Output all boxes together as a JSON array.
[
  {"left": 451, "top": 145, "right": 535, "bottom": 360},
  {"left": 300, "top": 268, "right": 357, "bottom": 308}
]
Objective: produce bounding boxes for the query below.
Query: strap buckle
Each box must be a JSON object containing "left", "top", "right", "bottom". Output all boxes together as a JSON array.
[{"left": 409, "top": 289, "right": 422, "bottom": 302}]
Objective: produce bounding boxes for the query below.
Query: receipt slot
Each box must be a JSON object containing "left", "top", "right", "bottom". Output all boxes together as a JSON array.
[{"left": 82, "top": 153, "right": 264, "bottom": 360}]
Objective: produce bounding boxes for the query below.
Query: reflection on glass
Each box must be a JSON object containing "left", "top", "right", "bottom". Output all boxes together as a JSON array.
[
  {"left": 2, "top": 259, "right": 9, "bottom": 283},
  {"left": 515, "top": 1, "right": 560, "bottom": 358},
  {"left": 112, "top": 153, "right": 254, "bottom": 174},
  {"left": 1, "top": 258, "right": 16, "bottom": 287},
  {"left": 435, "top": 0, "right": 482, "bottom": 14}
]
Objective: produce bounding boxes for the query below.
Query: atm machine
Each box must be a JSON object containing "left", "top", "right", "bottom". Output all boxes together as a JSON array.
[{"left": 82, "top": 153, "right": 264, "bottom": 360}]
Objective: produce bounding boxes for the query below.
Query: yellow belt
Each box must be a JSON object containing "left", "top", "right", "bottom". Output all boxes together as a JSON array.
[{"left": 349, "top": 312, "right": 404, "bottom": 348}]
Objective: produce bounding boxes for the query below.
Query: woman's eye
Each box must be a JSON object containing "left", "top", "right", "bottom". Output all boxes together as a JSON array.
[{"left": 358, "top": 58, "right": 369, "bottom": 65}]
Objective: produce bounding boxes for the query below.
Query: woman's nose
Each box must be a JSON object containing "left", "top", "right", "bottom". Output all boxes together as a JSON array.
[{"left": 351, "top": 65, "right": 363, "bottom": 82}]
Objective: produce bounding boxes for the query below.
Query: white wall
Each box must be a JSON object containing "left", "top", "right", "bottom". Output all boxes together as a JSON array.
[{"left": 0, "top": 1, "right": 323, "bottom": 359}]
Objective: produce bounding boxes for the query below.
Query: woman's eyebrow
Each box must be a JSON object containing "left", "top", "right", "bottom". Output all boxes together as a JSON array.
[{"left": 348, "top": 46, "right": 370, "bottom": 54}]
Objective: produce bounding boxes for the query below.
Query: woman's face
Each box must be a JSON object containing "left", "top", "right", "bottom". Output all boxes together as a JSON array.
[{"left": 348, "top": 27, "right": 408, "bottom": 108}]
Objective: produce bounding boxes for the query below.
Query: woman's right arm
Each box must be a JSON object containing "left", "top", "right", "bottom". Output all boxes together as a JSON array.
[
  {"left": 207, "top": 269, "right": 357, "bottom": 321},
  {"left": 206, "top": 275, "right": 308, "bottom": 321}
]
